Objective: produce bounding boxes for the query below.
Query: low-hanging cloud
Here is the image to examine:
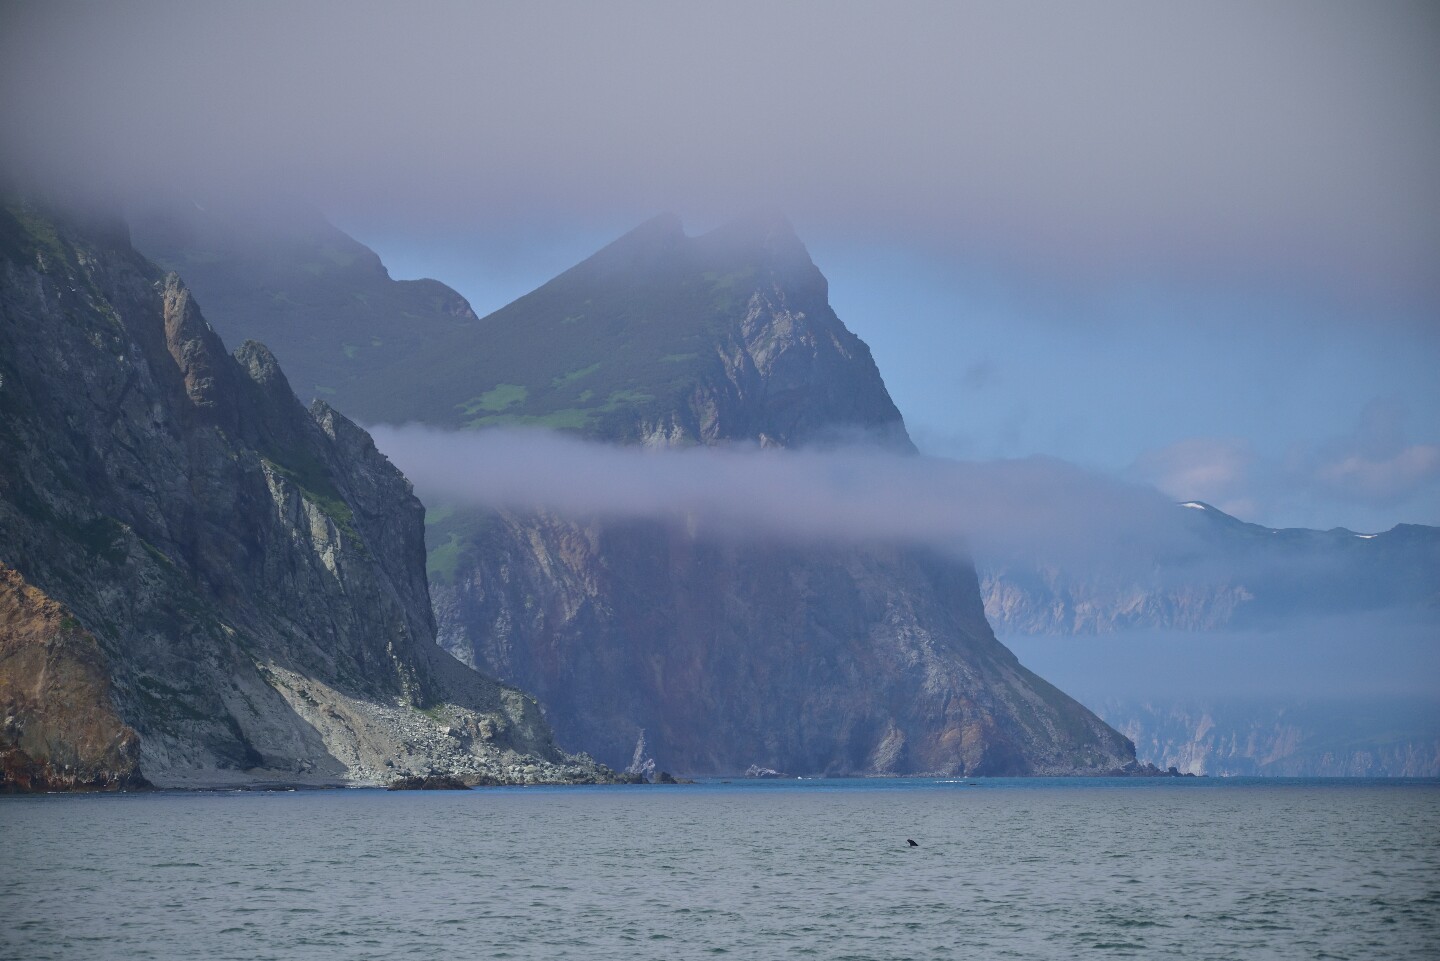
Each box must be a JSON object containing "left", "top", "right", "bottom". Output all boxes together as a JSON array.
[
  {"left": 3, "top": 0, "right": 1437, "bottom": 312},
  {"left": 370, "top": 425, "right": 1192, "bottom": 565},
  {"left": 1129, "top": 398, "right": 1440, "bottom": 528},
  {"left": 373, "top": 427, "right": 1437, "bottom": 636},
  {"left": 1308, "top": 399, "right": 1440, "bottom": 505}
]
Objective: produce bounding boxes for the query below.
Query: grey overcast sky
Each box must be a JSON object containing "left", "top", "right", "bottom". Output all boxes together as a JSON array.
[{"left": 4, "top": 0, "right": 1438, "bottom": 530}]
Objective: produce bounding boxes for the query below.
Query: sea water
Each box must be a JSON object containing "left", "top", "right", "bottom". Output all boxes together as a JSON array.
[{"left": 2, "top": 778, "right": 1436, "bottom": 960}]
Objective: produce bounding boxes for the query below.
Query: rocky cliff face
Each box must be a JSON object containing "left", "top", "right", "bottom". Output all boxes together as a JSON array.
[
  {"left": 436, "top": 514, "right": 1134, "bottom": 775},
  {"left": 0, "top": 199, "right": 608, "bottom": 789},
  {"left": 1098, "top": 697, "right": 1440, "bottom": 777},
  {"left": 405, "top": 217, "right": 1136, "bottom": 775},
  {"left": 0, "top": 565, "right": 145, "bottom": 791},
  {"left": 128, "top": 207, "right": 1137, "bottom": 776},
  {"left": 980, "top": 566, "right": 1255, "bottom": 635}
]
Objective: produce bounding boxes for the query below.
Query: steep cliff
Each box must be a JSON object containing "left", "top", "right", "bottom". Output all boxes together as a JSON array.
[
  {"left": 434, "top": 511, "right": 1133, "bottom": 775},
  {"left": 1099, "top": 697, "right": 1440, "bottom": 777},
  {"left": 147, "top": 208, "right": 1136, "bottom": 776},
  {"left": 0, "top": 199, "right": 608, "bottom": 789}
]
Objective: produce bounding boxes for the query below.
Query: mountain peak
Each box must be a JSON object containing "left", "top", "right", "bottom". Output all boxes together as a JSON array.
[
  {"left": 582, "top": 210, "right": 815, "bottom": 280},
  {"left": 627, "top": 210, "right": 686, "bottom": 240},
  {"left": 698, "top": 209, "right": 814, "bottom": 276},
  {"left": 705, "top": 207, "right": 798, "bottom": 244},
  {"left": 579, "top": 212, "right": 687, "bottom": 276}
]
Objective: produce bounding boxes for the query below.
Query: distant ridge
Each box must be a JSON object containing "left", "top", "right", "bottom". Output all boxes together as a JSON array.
[{"left": 982, "top": 500, "right": 1440, "bottom": 635}]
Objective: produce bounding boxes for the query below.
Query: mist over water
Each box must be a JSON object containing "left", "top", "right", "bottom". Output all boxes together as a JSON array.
[
  {"left": 1006, "top": 613, "right": 1440, "bottom": 776},
  {"left": 374, "top": 423, "right": 1437, "bottom": 597}
]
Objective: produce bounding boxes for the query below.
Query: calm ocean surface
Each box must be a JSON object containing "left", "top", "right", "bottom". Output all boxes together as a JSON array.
[{"left": 2, "top": 778, "right": 1436, "bottom": 960}]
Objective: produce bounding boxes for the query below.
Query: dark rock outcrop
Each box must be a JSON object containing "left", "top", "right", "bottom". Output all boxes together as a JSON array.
[
  {"left": 386, "top": 774, "right": 470, "bottom": 790},
  {"left": 0, "top": 198, "right": 610, "bottom": 789}
]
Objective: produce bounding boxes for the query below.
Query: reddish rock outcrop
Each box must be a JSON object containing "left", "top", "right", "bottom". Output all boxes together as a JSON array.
[{"left": 0, "top": 565, "right": 147, "bottom": 791}]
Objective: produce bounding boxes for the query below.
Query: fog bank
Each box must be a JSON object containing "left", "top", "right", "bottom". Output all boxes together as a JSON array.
[
  {"left": 371, "top": 425, "right": 1194, "bottom": 564},
  {"left": 4, "top": 1, "right": 1437, "bottom": 311}
]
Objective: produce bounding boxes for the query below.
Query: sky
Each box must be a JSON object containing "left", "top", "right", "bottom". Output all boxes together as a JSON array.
[
  {"left": 3, "top": 0, "right": 1438, "bottom": 531},
  {"left": 1007, "top": 612, "right": 1440, "bottom": 702}
]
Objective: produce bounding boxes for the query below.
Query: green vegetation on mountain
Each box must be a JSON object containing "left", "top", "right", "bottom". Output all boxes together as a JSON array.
[{"left": 346, "top": 212, "right": 912, "bottom": 448}]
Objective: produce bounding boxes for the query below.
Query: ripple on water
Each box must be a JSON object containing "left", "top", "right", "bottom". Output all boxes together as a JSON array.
[{"left": 1, "top": 780, "right": 1438, "bottom": 960}]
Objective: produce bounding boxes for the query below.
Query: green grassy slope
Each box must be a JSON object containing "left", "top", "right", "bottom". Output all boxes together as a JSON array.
[{"left": 346, "top": 212, "right": 908, "bottom": 446}]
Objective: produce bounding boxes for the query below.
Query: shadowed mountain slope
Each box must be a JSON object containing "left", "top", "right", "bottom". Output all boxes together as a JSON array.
[{"left": 131, "top": 200, "right": 478, "bottom": 412}]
